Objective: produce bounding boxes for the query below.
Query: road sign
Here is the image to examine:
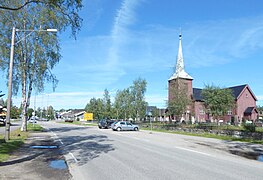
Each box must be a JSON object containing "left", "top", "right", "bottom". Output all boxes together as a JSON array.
[{"left": 84, "top": 112, "right": 93, "bottom": 121}]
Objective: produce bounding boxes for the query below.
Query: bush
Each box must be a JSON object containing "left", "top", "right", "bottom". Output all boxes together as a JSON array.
[{"left": 243, "top": 123, "right": 256, "bottom": 132}]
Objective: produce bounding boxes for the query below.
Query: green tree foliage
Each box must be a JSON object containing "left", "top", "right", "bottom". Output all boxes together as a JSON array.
[
  {"left": 113, "top": 88, "right": 133, "bottom": 120},
  {"left": 84, "top": 78, "right": 148, "bottom": 121},
  {"left": 85, "top": 98, "right": 104, "bottom": 120},
  {"left": 10, "top": 106, "right": 21, "bottom": 119},
  {"left": 201, "top": 84, "right": 235, "bottom": 121},
  {"left": 27, "top": 107, "right": 34, "bottom": 118},
  {"left": 130, "top": 78, "right": 147, "bottom": 121},
  {"left": 168, "top": 79, "right": 191, "bottom": 121},
  {"left": 150, "top": 106, "right": 159, "bottom": 120},
  {"left": 103, "top": 89, "right": 111, "bottom": 119},
  {"left": 47, "top": 105, "right": 54, "bottom": 120},
  {"left": 0, "top": 0, "right": 82, "bottom": 131}
]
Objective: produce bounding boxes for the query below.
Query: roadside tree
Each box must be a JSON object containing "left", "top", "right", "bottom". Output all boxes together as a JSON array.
[
  {"left": 130, "top": 78, "right": 147, "bottom": 121},
  {"left": 113, "top": 88, "right": 133, "bottom": 120},
  {"left": 85, "top": 98, "right": 104, "bottom": 120},
  {"left": 103, "top": 89, "right": 112, "bottom": 119},
  {"left": 0, "top": 0, "right": 82, "bottom": 131},
  {"left": 201, "top": 84, "right": 235, "bottom": 122}
]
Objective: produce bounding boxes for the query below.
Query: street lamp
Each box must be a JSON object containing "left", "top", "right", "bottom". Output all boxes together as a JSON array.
[{"left": 5, "top": 27, "right": 57, "bottom": 141}]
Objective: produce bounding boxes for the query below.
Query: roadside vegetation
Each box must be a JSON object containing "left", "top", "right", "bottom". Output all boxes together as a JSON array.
[
  {"left": 62, "top": 120, "right": 97, "bottom": 127},
  {"left": 0, "top": 123, "right": 43, "bottom": 162},
  {"left": 140, "top": 122, "right": 263, "bottom": 144}
]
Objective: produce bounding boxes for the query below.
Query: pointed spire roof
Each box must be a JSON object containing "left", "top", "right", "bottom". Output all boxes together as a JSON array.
[{"left": 169, "top": 32, "right": 193, "bottom": 81}]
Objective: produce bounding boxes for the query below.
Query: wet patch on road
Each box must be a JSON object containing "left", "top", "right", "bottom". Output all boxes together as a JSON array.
[
  {"left": 49, "top": 159, "right": 67, "bottom": 169},
  {"left": 257, "top": 155, "right": 263, "bottom": 162},
  {"left": 30, "top": 145, "right": 58, "bottom": 149}
]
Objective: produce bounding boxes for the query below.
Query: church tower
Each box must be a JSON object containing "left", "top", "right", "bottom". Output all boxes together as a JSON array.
[{"left": 168, "top": 33, "right": 193, "bottom": 120}]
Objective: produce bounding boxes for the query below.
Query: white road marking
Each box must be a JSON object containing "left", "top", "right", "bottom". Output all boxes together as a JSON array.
[
  {"left": 58, "top": 139, "right": 64, "bottom": 145},
  {"left": 174, "top": 146, "right": 213, "bottom": 157},
  {"left": 51, "top": 131, "right": 64, "bottom": 145},
  {"left": 69, "top": 152, "right": 78, "bottom": 163}
]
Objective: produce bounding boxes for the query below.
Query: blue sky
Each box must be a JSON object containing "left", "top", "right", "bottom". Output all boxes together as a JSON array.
[{"left": 2, "top": 0, "right": 263, "bottom": 109}]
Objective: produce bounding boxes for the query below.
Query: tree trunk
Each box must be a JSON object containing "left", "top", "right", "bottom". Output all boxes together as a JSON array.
[
  {"left": 21, "top": 19, "right": 28, "bottom": 132},
  {"left": 21, "top": 69, "right": 28, "bottom": 131}
]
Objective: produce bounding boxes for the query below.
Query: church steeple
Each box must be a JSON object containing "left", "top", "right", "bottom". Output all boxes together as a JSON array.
[{"left": 169, "top": 32, "right": 193, "bottom": 81}]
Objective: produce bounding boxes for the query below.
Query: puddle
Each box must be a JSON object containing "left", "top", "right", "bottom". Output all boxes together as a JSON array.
[
  {"left": 30, "top": 145, "right": 58, "bottom": 149},
  {"left": 257, "top": 155, "right": 263, "bottom": 162},
  {"left": 49, "top": 160, "right": 67, "bottom": 169}
]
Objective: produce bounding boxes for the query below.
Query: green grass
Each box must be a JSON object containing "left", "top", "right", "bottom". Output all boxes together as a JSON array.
[
  {"left": 61, "top": 121, "right": 98, "bottom": 126},
  {"left": 141, "top": 127, "right": 263, "bottom": 144},
  {"left": 27, "top": 123, "right": 44, "bottom": 131},
  {"left": 0, "top": 129, "right": 29, "bottom": 162},
  {"left": 0, "top": 123, "right": 43, "bottom": 162}
]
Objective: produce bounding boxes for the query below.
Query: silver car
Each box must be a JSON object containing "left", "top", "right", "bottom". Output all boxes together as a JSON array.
[{"left": 112, "top": 121, "right": 139, "bottom": 131}]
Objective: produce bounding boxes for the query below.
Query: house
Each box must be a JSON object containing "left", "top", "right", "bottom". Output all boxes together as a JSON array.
[
  {"left": 168, "top": 33, "right": 258, "bottom": 123},
  {"left": 146, "top": 106, "right": 168, "bottom": 121},
  {"left": 60, "top": 109, "right": 86, "bottom": 121},
  {"left": 193, "top": 84, "right": 258, "bottom": 123}
]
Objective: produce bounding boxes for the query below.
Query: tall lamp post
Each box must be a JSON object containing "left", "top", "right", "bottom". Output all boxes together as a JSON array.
[{"left": 5, "top": 27, "right": 57, "bottom": 142}]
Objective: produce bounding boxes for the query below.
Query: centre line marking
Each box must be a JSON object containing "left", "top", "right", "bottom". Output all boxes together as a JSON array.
[{"left": 174, "top": 146, "right": 213, "bottom": 157}]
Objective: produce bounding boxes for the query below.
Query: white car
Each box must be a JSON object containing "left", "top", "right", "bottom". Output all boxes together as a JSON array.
[
  {"left": 28, "top": 116, "right": 37, "bottom": 123},
  {"left": 112, "top": 121, "right": 139, "bottom": 131}
]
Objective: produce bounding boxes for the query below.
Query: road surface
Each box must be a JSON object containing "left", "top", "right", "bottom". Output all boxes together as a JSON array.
[
  {"left": 0, "top": 121, "right": 21, "bottom": 135},
  {"left": 39, "top": 121, "right": 263, "bottom": 180}
]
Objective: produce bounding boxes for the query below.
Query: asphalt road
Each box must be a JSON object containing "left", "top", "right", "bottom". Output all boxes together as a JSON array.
[
  {"left": 39, "top": 121, "right": 263, "bottom": 180},
  {"left": 0, "top": 121, "right": 21, "bottom": 135}
]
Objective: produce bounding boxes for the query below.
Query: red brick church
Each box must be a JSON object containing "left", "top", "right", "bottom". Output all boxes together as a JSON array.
[{"left": 168, "top": 33, "right": 258, "bottom": 123}]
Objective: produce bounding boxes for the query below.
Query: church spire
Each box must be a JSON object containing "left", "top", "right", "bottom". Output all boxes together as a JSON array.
[{"left": 169, "top": 32, "right": 193, "bottom": 81}]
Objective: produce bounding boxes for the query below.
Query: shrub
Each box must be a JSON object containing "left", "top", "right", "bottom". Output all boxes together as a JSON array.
[{"left": 243, "top": 123, "right": 256, "bottom": 132}]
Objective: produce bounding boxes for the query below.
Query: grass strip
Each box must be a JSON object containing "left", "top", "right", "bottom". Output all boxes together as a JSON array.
[
  {"left": 0, "top": 123, "right": 43, "bottom": 162},
  {"left": 60, "top": 121, "right": 98, "bottom": 126},
  {"left": 141, "top": 127, "right": 263, "bottom": 144}
]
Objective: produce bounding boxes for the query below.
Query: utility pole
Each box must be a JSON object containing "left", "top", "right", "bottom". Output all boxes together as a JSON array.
[{"left": 5, "top": 27, "right": 16, "bottom": 141}]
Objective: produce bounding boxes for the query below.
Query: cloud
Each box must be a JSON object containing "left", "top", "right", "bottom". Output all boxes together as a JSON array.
[
  {"left": 107, "top": 0, "right": 142, "bottom": 69},
  {"left": 183, "top": 16, "right": 263, "bottom": 68},
  {"left": 12, "top": 91, "right": 105, "bottom": 110}
]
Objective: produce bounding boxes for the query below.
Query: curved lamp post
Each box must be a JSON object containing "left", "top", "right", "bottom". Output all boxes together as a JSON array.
[{"left": 5, "top": 27, "right": 57, "bottom": 141}]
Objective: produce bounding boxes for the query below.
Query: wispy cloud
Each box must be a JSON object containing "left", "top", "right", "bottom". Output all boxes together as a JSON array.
[
  {"left": 12, "top": 91, "right": 105, "bottom": 110},
  {"left": 107, "top": 0, "right": 142, "bottom": 71},
  {"left": 184, "top": 16, "right": 263, "bottom": 68}
]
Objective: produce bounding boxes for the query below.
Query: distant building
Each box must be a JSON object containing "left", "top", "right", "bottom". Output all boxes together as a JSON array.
[
  {"left": 168, "top": 33, "right": 258, "bottom": 123},
  {"left": 60, "top": 109, "right": 86, "bottom": 121},
  {"left": 146, "top": 106, "right": 168, "bottom": 121}
]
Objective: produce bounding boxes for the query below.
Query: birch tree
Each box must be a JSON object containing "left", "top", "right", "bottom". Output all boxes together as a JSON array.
[{"left": 0, "top": 0, "right": 82, "bottom": 131}]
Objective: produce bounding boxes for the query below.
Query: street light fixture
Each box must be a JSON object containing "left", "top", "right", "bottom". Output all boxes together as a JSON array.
[{"left": 5, "top": 27, "right": 57, "bottom": 141}]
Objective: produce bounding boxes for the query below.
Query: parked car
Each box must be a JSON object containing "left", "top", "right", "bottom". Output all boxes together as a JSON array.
[
  {"left": 0, "top": 118, "right": 5, "bottom": 126},
  {"left": 112, "top": 121, "right": 139, "bottom": 131},
  {"left": 0, "top": 106, "right": 6, "bottom": 126},
  {"left": 65, "top": 119, "right": 73, "bottom": 123},
  {"left": 98, "top": 119, "right": 115, "bottom": 129},
  {"left": 28, "top": 118, "right": 37, "bottom": 123}
]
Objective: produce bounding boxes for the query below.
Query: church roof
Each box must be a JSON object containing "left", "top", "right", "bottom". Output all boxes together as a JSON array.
[
  {"left": 193, "top": 88, "right": 203, "bottom": 101},
  {"left": 228, "top": 84, "right": 247, "bottom": 99},
  {"left": 244, "top": 107, "right": 258, "bottom": 114},
  {"left": 193, "top": 84, "right": 253, "bottom": 101}
]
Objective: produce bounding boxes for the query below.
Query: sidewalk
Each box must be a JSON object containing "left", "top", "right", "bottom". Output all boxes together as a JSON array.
[
  {"left": 0, "top": 131, "right": 71, "bottom": 180},
  {"left": 177, "top": 133, "right": 263, "bottom": 161}
]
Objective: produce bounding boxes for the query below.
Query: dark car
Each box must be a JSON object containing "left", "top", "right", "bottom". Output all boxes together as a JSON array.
[{"left": 98, "top": 119, "right": 115, "bottom": 129}]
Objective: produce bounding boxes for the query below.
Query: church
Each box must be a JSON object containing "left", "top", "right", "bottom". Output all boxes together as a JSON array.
[{"left": 168, "top": 33, "right": 258, "bottom": 123}]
